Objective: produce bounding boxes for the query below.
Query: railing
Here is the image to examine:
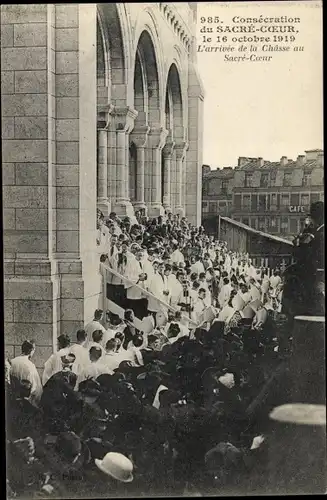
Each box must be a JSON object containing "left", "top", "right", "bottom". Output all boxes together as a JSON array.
[{"left": 100, "top": 263, "right": 198, "bottom": 330}]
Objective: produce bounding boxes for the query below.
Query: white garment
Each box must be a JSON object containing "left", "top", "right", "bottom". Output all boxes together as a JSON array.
[
  {"left": 42, "top": 347, "right": 71, "bottom": 386},
  {"left": 217, "top": 305, "right": 235, "bottom": 323},
  {"left": 98, "top": 352, "right": 122, "bottom": 373},
  {"left": 249, "top": 284, "right": 261, "bottom": 302},
  {"left": 148, "top": 272, "right": 170, "bottom": 313},
  {"left": 239, "top": 291, "right": 251, "bottom": 305},
  {"left": 85, "top": 320, "right": 106, "bottom": 342},
  {"left": 10, "top": 355, "right": 43, "bottom": 404},
  {"left": 218, "top": 283, "right": 232, "bottom": 308},
  {"left": 191, "top": 297, "right": 207, "bottom": 324},
  {"left": 97, "top": 224, "right": 110, "bottom": 253},
  {"left": 107, "top": 246, "right": 120, "bottom": 285},
  {"left": 101, "top": 328, "right": 117, "bottom": 349},
  {"left": 125, "top": 258, "right": 147, "bottom": 300},
  {"left": 190, "top": 261, "right": 205, "bottom": 275},
  {"left": 69, "top": 343, "right": 90, "bottom": 376},
  {"left": 270, "top": 275, "right": 281, "bottom": 289},
  {"left": 170, "top": 249, "right": 185, "bottom": 265},
  {"left": 168, "top": 275, "right": 183, "bottom": 307},
  {"left": 76, "top": 358, "right": 111, "bottom": 389},
  {"left": 119, "top": 346, "right": 143, "bottom": 366},
  {"left": 152, "top": 384, "right": 169, "bottom": 409}
]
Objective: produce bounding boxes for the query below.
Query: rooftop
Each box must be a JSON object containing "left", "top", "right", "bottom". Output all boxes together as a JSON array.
[{"left": 220, "top": 216, "right": 294, "bottom": 246}]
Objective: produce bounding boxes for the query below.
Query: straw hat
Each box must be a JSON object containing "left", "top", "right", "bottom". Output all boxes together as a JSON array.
[
  {"left": 269, "top": 404, "right": 326, "bottom": 426},
  {"left": 95, "top": 452, "right": 134, "bottom": 482}
]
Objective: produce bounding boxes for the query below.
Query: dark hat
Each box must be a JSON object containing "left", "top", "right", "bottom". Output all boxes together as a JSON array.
[
  {"left": 205, "top": 442, "right": 243, "bottom": 471},
  {"left": 79, "top": 378, "right": 102, "bottom": 397},
  {"left": 61, "top": 353, "right": 76, "bottom": 366},
  {"left": 55, "top": 431, "right": 82, "bottom": 459}
]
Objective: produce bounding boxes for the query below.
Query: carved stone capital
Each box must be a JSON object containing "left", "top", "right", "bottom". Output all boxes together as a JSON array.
[
  {"left": 97, "top": 104, "right": 114, "bottom": 129},
  {"left": 147, "top": 127, "right": 169, "bottom": 149},
  {"left": 111, "top": 106, "right": 138, "bottom": 133},
  {"left": 130, "top": 125, "right": 150, "bottom": 148},
  {"left": 175, "top": 140, "right": 188, "bottom": 160},
  {"left": 162, "top": 140, "right": 175, "bottom": 159}
]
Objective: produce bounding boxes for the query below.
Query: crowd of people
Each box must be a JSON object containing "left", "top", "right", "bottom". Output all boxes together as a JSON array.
[{"left": 5, "top": 205, "right": 324, "bottom": 497}]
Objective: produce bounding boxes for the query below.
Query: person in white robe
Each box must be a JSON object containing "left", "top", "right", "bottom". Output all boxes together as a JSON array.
[
  {"left": 10, "top": 340, "right": 43, "bottom": 405},
  {"left": 125, "top": 248, "right": 148, "bottom": 318},
  {"left": 84, "top": 309, "right": 106, "bottom": 342},
  {"left": 42, "top": 334, "right": 72, "bottom": 386},
  {"left": 70, "top": 329, "right": 90, "bottom": 377},
  {"left": 248, "top": 279, "right": 262, "bottom": 302},
  {"left": 96, "top": 218, "right": 110, "bottom": 254},
  {"left": 191, "top": 288, "right": 208, "bottom": 324},
  {"left": 147, "top": 262, "right": 170, "bottom": 315},
  {"left": 238, "top": 283, "right": 252, "bottom": 305},
  {"left": 218, "top": 278, "right": 233, "bottom": 309},
  {"left": 87, "top": 328, "right": 106, "bottom": 356},
  {"left": 76, "top": 346, "right": 111, "bottom": 389},
  {"left": 190, "top": 256, "right": 205, "bottom": 276},
  {"left": 168, "top": 270, "right": 184, "bottom": 308},
  {"left": 170, "top": 244, "right": 185, "bottom": 265}
]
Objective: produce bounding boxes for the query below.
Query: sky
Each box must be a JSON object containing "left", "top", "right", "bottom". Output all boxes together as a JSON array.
[{"left": 196, "top": 1, "right": 323, "bottom": 169}]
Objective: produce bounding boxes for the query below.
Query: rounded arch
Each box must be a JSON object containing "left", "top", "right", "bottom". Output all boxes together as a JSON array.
[
  {"left": 97, "top": 4, "right": 130, "bottom": 103},
  {"left": 165, "top": 63, "right": 184, "bottom": 141},
  {"left": 134, "top": 29, "right": 160, "bottom": 126},
  {"left": 134, "top": 48, "right": 148, "bottom": 116},
  {"left": 132, "top": 8, "right": 165, "bottom": 124}
]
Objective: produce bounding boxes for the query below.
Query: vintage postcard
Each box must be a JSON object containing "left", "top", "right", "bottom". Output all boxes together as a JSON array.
[{"left": 2, "top": 2, "right": 325, "bottom": 498}]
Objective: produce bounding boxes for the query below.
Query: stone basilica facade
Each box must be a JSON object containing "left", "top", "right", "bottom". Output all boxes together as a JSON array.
[{"left": 2, "top": 4, "right": 204, "bottom": 366}]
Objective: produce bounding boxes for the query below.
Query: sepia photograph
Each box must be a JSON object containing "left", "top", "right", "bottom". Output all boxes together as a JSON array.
[{"left": 2, "top": 1, "right": 325, "bottom": 498}]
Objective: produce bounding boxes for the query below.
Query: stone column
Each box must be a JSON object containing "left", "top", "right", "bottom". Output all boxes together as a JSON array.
[
  {"left": 147, "top": 127, "right": 168, "bottom": 217},
  {"left": 130, "top": 125, "right": 150, "bottom": 213},
  {"left": 96, "top": 109, "right": 110, "bottom": 215},
  {"left": 162, "top": 140, "right": 175, "bottom": 213},
  {"left": 111, "top": 106, "right": 138, "bottom": 217},
  {"left": 175, "top": 141, "right": 188, "bottom": 216}
]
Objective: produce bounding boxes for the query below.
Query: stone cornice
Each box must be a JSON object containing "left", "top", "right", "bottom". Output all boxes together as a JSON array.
[{"left": 158, "top": 3, "right": 192, "bottom": 52}]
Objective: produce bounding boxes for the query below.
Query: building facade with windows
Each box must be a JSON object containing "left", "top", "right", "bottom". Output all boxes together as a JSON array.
[
  {"left": 231, "top": 150, "right": 324, "bottom": 239},
  {"left": 202, "top": 150, "right": 324, "bottom": 240},
  {"left": 201, "top": 164, "right": 234, "bottom": 233}
]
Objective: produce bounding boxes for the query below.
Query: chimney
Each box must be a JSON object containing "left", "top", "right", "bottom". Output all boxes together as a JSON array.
[
  {"left": 238, "top": 157, "right": 249, "bottom": 167},
  {"left": 317, "top": 152, "right": 324, "bottom": 167},
  {"left": 280, "top": 156, "right": 288, "bottom": 167},
  {"left": 296, "top": 155, "right": 305, "bottom": 167},
  {"left": 257, "top": 157, "right": 264, "bottom": 167},
  {"left": 202, "top": 164, "right": 211, "bottom": 176}
]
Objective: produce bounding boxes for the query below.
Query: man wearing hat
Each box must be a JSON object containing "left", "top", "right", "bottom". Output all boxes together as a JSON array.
[{"left": 283, "top": 201, "right": 324, "bottom": 317}]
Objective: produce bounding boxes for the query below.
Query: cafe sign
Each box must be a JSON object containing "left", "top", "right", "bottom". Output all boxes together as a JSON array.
[{"left": 289, "top": 205, "right": 305, "bottom": 213}]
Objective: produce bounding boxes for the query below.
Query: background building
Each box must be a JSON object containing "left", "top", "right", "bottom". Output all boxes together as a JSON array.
[
  {"left": 2, "top": 3, "right": 204, "bottom": 367},
  {"left": 202, "top": 149, "right": 324, "bottom": 240},
  {"left": 201, "top": 164, "right": 234, "bottom": 233}
]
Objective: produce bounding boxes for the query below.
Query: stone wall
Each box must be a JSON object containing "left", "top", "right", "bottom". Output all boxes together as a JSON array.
[{"left": 2, "top": 4, "right": 102, "bottom": 368}]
